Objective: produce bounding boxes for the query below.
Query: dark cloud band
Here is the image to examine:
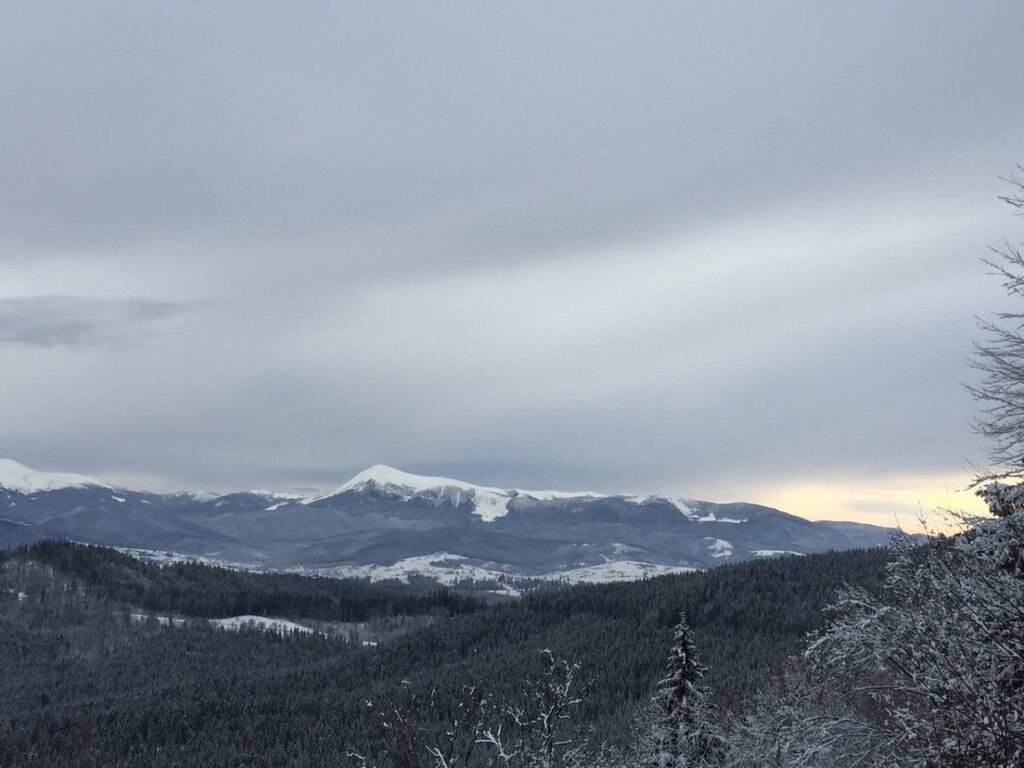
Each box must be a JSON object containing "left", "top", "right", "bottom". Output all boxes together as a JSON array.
[{"left": 0, "top": 296, "right": 194, "bottom": 348}]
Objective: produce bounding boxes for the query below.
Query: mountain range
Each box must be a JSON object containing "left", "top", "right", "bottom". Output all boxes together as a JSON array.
[{"left": 0, "top": 459, "right": 897, "bottom": 586}]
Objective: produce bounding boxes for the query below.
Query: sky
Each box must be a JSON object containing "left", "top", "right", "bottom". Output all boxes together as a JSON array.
[{"left": 2, "top": 2, "right": 1023, "bottom": 528}]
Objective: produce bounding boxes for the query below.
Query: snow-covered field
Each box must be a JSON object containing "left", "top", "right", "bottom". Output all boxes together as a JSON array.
[
  {"left": 304, "top": 552, "right": 521, "bottom": 593},
  {"left": 311, "top": 552, "right": 702, "bottom": 587},
  {"left": 116, "top": 547, "right": 266, "bottom": 572},
  {"left": 705, "top": 538, "right": 734, "bottom": 558},
  {"left": 538, "top": 561, "right": 698, "bottom": 584},
  {"left": 118, "top": 546, "right": 707, "bottom": 594},
  {"left": 751, "top": 549, "right": 804, "bottom": 557},
  {"left": 129, "top": 611, "right": 317, "bottom": 635},
  {"left": 128, "top": 612, "right": 186, "bottom": 627},
  {"left": 209, "top": 615, "right": 316, "bottom": 634}
]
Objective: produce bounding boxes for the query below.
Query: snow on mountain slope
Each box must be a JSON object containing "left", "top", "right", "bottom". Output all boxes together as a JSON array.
[
  {"left": 249, "top": 489, "right": 306, "bottom": 500},
  {"left": 2, "top": 459, "right": 897, "bottom": 580},
  {"left": 752, "top": 549, "right": 804, "bottom": 557},
  {"left": 305, "top": 552, "right": 517, "bottom": 588},
  {"left": 307, "top": 464, "right": 605, "bottom": 521},
  {"left": 0, "top": 459, "right": 109, "bottom": 494},
  {"left": 695, "top": 510, "right": 747, "bottom": 523},
  {"left": 298, "top": 553, "right": 702, "bottom": 591},
  {"left": 622, "top": 494, "right": 700, "bottom": 517},
  {"left": 0, "top": 458, "right": 710, "bottom": 524},
  {"left": 308, "top": 464, "right": 704, "bottom": 522},
  {"left": 299, "top": 552, "right": 701, "bottom": 588},
  {"left": 122, "top": 546, "right": 698, "bottom": 591},
  {"left": 539, "top": 561, "right": 698, "bottom": 584},
  {"left": 706, "top": 537, "right": 734, "bottom": 558}
]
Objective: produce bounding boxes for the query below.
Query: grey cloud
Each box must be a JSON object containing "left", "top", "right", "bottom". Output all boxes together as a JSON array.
[
  {"left": 0, "top": 296, "right": 194, "bottom": 348},
  {"left": 0, "top": 2, "right": 1021, "bottom": 505},
  {"left": 1, "top": 2, "right": 1020, "bottom": 265}
]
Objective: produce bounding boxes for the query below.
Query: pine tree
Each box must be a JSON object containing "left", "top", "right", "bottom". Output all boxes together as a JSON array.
[{"left": 652, "top": 613, "right": 722, "bottom": 768}]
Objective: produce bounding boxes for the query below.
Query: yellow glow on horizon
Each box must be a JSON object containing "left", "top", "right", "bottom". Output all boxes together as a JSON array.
[{"left": 749, "top": 472, "right": 989, "bottom": 534}]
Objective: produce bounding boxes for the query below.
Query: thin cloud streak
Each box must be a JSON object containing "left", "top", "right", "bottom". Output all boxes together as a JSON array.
[{"left": 0, "top": 295, "right": 197, "bottom": 348}]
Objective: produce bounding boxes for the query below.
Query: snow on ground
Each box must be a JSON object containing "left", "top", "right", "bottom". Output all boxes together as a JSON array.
[
  {"left": 538, "top": 561, "right": 698, "bottom": 584},
  {"left": 308, "top": 552, "right": 516, "bottom": 588},
  {"left": 751, "top": 549, "right": 804, "bottom": 557},
  {"left": 309, "top": 552, "right": 704, "bottom": 589},
  {"left": 0, "top": 458, "right": 108, "bottom": 494},
  {"left": 705, "top": 538, "right": 734, "bottom": 558},
  {"left": 696, "top": 511, "right": 747, "bottom": 523},
  {"left": 210, "top": 615, "right": 315, "bottom": 635},
  {"left": 116, "top": 547, "right": 265, "bottom": 572},
  {"left": 622, "top": 495, "right": 699, "bottom": 516},
  {"left": 129, "top": 612, "right": 187, "bottom": 627},
  {"left": 120, "top": 546, "right": 704, "bottom": 594},
  {"left": 129, "top": 610, "right": 317, "bottom": 635}
]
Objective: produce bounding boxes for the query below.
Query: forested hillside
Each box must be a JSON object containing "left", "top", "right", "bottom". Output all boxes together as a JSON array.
[
  {"left": 6, "top": 540, "right": 480, "bottom": 621},
  {"left": 0, "top": 541, "right": 890, "bottom": 767}
]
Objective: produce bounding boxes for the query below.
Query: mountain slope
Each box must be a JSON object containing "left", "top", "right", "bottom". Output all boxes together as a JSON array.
[{"left": 0, "top": 460, "right": 898, "bottom": 580}]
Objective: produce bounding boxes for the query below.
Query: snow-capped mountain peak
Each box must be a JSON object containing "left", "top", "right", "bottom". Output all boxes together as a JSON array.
[
  {"left": 306, "top": 464, "right": 718, "bottom": 523},
  {"left": 0, "top": 459, "right": 109, "bottom": 494},
  {"left": 331, "top": 464, "right": 492, "bottom": 498},
  {"left": 309, "top": 464, "right": 606, "bottom": 522},
  {"left": 0, "top": 459, "right": 898, "bottom": 578},
  {"left": 308, "top": 464, "right": 515, "bottom": 520}
]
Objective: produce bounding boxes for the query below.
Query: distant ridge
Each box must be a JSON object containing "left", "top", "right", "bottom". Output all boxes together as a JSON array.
[{"left": 0, "top": 459, "right": 899, "bottom": 583}]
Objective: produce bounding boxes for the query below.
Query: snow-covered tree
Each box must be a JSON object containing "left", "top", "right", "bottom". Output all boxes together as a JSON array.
[
  {"left": 647, "top": 613, "right": 723, "bottom": 768},
  {"left": 969, "top": 169, "right": 1024, "bottom": 485},
  {"left": 476, "top": 650, "right": 610, "bottom": 768},
  {"left": 356, "top": 652, "right": 610, "bottom": 768},
  {"left": 723, "top": 508, "right": 1024, "bottom": 767}
]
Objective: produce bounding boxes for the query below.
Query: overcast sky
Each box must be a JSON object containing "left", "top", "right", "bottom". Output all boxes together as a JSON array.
[{"left": 2, "top": 2, "right": 1022, "bottom": 525}]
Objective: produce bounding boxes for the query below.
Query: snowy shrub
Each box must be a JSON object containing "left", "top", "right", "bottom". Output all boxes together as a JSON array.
[{"left": 725, "top": 504, "right": 1024, "bottom": 767}]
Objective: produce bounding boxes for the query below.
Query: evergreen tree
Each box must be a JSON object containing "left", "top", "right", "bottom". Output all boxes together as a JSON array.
[{"left": 652, "top": 613, "right": 722, "bottom": 768}]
